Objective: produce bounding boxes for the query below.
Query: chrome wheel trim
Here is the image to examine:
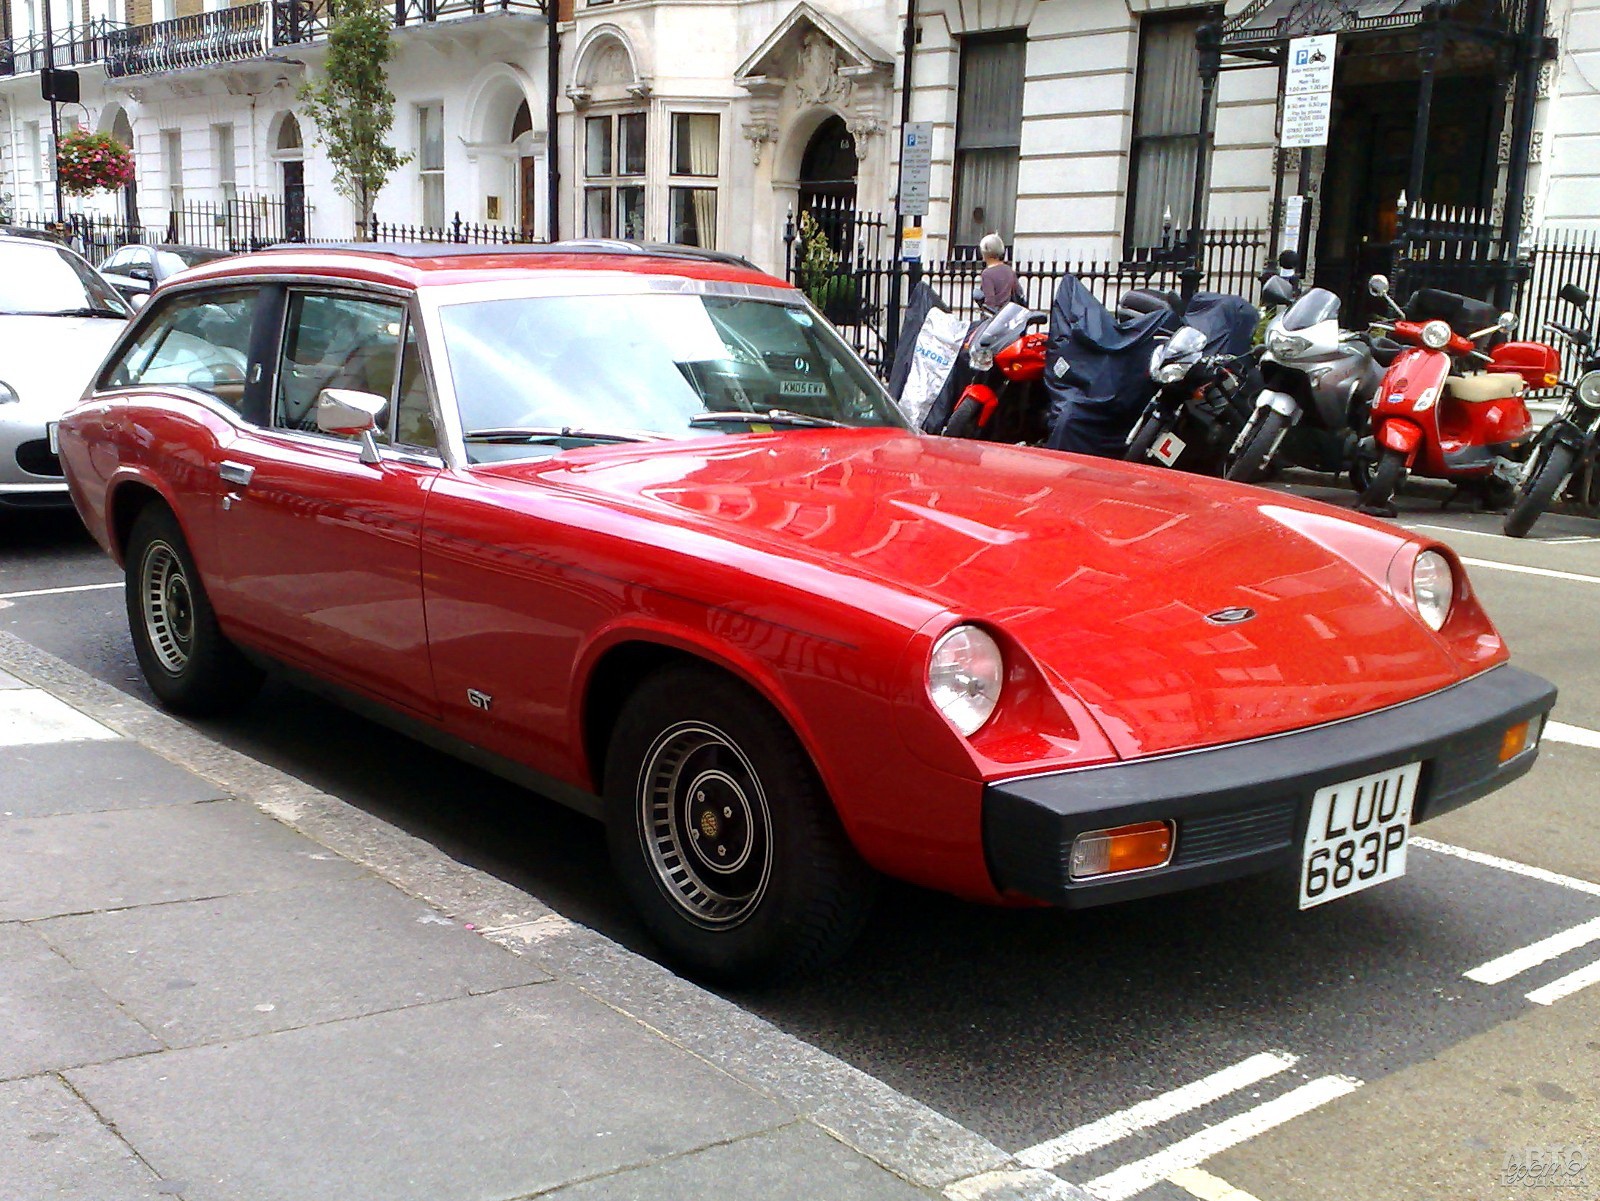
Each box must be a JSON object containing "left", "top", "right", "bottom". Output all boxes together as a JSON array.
[
  {"left": 140, "top": 539, "right": 195, "bottom": 676},
  {"left": 637, "top": 721, "right": 773, "bottom": 930}
]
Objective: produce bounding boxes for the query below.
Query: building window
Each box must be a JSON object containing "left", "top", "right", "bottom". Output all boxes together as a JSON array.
[
  {"left": 668, "top": 112, "right": 719, "bottom": 248},
  {"left": 418, "top": 103, "right": 445, "bottom": 228},
  {"left": 162, "top": 128, "right": 184, "bottom": 213},
  {"left": 1126, "top": 11, "right": 1209, "bottom": 249},
  {"left": 212, "top": 123, "right": 236, "bottom": 207},
  {"left": 953, "top": 31, "right": 1025, "bottom": 254},
  {"left": 583, "top": 112, "right": 645, "bottom": 240},
  {"left": 25, "top": 121, "right": 44, "bottom": 211}
]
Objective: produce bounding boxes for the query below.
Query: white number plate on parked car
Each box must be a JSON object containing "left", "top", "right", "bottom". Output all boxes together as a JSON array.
[{"left": 1299, "top": 761, "right": 1421, "bottom": 909}]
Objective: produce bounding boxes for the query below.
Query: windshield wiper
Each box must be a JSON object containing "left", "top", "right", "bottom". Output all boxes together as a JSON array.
[
  {"left": 462, "top": 426, "right": 656, "bottom": 445},
  {"left": 689, "top": 409, "right": 850, "bottom": 430},
  {"left": 8, "top": 306, "right": 128, "bottom": 318}
]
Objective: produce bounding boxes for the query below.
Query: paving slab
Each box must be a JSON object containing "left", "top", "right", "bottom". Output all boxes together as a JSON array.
[
  {"left": 0, "top": 923, "right": 160, "bottom": 1080},
  {"left": 541, "top": 1121, "right": 937, "bottom": 1199},
  {"left": 0, "top": 1075, "right": 170, "bottom": 1201},
  {"left": 0, "top": 799, "right": 367, "bottom": 921},
  {"left": 0, "top": 667, "right": 26, "bottom": 688},
  {"left": 0, "top": 689, "right": 119, "bottom": 745},
  {"left": 0, "top": 739, "right": 228, "bottom": 818},
  {"left": 39, "top": 877, "right": 551, "bottom": 1047},
  {"left": 68, "top": 985, "right": 791, "bottom": 1201}
]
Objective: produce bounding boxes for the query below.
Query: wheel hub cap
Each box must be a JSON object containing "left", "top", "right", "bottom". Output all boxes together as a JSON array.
[{"left": 142, "top": 540, "right": 194, "bottom": 676}]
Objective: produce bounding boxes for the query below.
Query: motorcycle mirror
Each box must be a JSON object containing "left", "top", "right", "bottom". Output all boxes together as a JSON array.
[
  {"left": 1367, "top": 274, "right": 1390, "bottom": 297},
  {"left": 1498, "top": 311, "right": 1517, "bottom": 333},
  {"left": 1261, "top": 276, "right": 1294, "bottom": 307},
  {"left": 1559, "top": 283, "right": 1590, "bottom": 310}
]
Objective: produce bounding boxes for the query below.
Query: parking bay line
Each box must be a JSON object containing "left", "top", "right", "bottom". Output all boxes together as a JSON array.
[
  {"left": 1411, "top": 837, "right": 1600, "bottom": 898},
  {"left": 1015, "top": 1052, "right": 1298, "bottom": 1170},
  {"left": 1525, "top": 957, "right": 1600, "bottom": 1006},
  {"left": 1405, "top": 523, "right": 1600, "bottom": 546},
  {"left": 0, "top": 581, "right": 122, "bottom": 601},
  {"left": 1167, "top": 1167, "right": 1267, "bottom": 1201},
  {"left": 1464, "top": 915, "right": 1600, "bottom": 984},
  {"left": 1457, "top": 556, "right": 1600, "bottom": 586},
  {"left": 1544, "top": 720, "right": 1600, "bottom": 751},
  {"left": 1081, "top": 1076, "right": 1362, "bottom": 1201}
]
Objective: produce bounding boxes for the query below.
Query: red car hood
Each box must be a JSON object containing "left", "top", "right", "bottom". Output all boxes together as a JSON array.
[{"left": 494, "top": 430, "right": 1484, "bottom": 758}]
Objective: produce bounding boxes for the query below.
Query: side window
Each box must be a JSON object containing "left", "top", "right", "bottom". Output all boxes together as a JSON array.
[
  {"left": 102, "top": 288, "right": 256, "bottom": 410},
  {"left": 394, "top": 320, "right": 438, "bottom": 450},
  {"left": 275, "top": 292, "right": 404, "bottom": 438}
]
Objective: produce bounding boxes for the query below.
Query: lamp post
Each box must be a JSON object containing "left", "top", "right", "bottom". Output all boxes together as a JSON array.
[{"left": 41, "top": 0, "right": 65, "bottom": 222}]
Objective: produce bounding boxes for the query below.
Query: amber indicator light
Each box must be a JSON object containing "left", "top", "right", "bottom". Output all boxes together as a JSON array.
[
  {"left": 1070, "top": 820, "right": 1175, "bottom": 879},
  {"left": 1499, "top": 720, "right": 1532, "bottom": 763}
]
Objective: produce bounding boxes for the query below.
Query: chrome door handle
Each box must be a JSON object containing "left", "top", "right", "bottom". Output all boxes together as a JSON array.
[{"left": 219, "top": 461, "right": 254, "bottom": 487}]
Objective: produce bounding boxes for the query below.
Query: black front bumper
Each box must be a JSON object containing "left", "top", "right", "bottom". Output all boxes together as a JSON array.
[{"left": 984, "top": 665, "right": 1557, "bottom": 907}]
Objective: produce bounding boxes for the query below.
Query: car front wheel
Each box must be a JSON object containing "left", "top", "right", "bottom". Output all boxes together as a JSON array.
[
  {"left": 126, "top": 504, "right": 263, "bottom": 715},
  {"left": 604, "top": 664, "right": 875, "bottom": 985}
]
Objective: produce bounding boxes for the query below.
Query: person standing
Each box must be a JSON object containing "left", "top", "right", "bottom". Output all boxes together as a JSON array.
[{"left": 978, "top": 233, "right": 1020, "bottom": 311}]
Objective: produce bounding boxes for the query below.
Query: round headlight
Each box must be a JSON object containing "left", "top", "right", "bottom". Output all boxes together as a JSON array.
[
  {"left": 1420, "top": 320, "right": 1452, "bottom": 350},
  {"left": 1412, "top": 550, "right": 1455, "bottom": 631},
  {"left": 1575, "top": 371, "right": 1600, "bottom": 410},
  {"left": 0, "top": 379, "right": 18, "bottom": 405},
  {"left": 928, "top": 625, "right": 1004, "bottom": 736},
  {"left": 968, "top": 345, "right": 995, "bottom": 371}
]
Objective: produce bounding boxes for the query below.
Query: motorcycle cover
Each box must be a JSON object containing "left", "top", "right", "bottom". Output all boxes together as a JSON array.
[
  {"left": 1180, "top": 291, "right": 1259, "bottom": 358},
  {"left": 1043, "top": 272, "right": 1178, "bottom": 456},
  {"left": 899, "top": 307, "right": 971, "bottom": 427},
  {"left": 888, "top": 281, "right": 952, "bottom": 399}
]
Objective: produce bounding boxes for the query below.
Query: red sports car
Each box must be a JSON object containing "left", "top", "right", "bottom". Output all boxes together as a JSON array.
[{"left": 58, "top": 243, "right": 1556, "bottom": 984}]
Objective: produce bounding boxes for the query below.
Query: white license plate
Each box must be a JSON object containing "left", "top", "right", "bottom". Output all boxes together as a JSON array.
[
  {"left": 1152, "top": 431, "right": 1186, "bottom": 465},
  {"left": 1299, "top": 762, "right": 1421, "bottom": 909},
  {"left": 47, "top": 421, "right": 60, "bottom": 455}
]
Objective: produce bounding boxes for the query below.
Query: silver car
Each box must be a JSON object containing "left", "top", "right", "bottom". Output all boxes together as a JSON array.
[{"left": 0, "top": 235, "right": 131, "bottom": 510}]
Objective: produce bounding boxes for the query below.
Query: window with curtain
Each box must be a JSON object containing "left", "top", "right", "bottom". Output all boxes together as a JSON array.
[
  {"left": 668, "top": 112, "right": 719, "bottom": 249},
  {"left": 162, "top": 129, "right": 184, "bottom": 213},
  {"left": 583, "top": 112, "right": 646, "bottom": 239},
  {"left": 213, "top": 123, "right": 236, "bottom": 208},
  {"left": 1126, "top": 11, "right": 1210, "bottom": 250},
  {"left": 953, "top": 31, "right": 1025, "bottom": 254},
  {"left": 418, "top": 103, "right": 445, "bottom": 229}
]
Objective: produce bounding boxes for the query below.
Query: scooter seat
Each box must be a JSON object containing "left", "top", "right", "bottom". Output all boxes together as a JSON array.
[{"left": 1446, "top": 373, "right": 1523, "bottom": 402}]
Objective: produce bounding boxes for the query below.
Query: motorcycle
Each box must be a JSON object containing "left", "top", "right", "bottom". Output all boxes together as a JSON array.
[
  {"left": 923, "top": 297, "right": 1050, "bottom": 443},
  {"left": 1504, "top": 283, "right": 1600, "bottom": 538},
  {"left": 1225, "top": 284, "right": 1386, "bottom": 484},
  {"left": 1125, "top": 293, "right": 1262, "bottom": 474},
  {"left": 1356, "top": 275, "right": 1559, "bottom": 517}
]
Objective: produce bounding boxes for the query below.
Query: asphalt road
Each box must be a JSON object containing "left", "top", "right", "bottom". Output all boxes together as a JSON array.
[{"left": 4, "top": 475, "right": 1598, "bottom": 1201}]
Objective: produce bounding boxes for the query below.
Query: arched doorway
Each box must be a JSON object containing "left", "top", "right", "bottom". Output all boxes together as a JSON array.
[
  {"left": 105, "top": 108, "right": 139, "bottom": 228},
  {"left": 273, "top": 114, "right": 306, "bottom": 240},
  {"left": 511, "top": 98, "right": 536, "bottom": 234},
  {"left": 798, "top": 116, "right": 858, "bottom": 252}
]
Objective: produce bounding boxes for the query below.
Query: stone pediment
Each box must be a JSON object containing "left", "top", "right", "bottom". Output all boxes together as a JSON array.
[{"left": 735, "top": 2, "right": 893, "bottom": 84}]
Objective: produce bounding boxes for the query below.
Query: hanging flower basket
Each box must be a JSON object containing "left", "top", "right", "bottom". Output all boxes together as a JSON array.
[{"left": 56, "top": 130, "right": 136, "bottom": 197}]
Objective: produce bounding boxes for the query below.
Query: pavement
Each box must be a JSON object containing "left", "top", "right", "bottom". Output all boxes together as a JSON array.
[{"left": 0, "top": 632, "right": 1088, "bottom": 1201}]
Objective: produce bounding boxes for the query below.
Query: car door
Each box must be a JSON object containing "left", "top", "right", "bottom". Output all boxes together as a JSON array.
[{"left": 209, "top": 286, "right": 442, "bottom": 718}]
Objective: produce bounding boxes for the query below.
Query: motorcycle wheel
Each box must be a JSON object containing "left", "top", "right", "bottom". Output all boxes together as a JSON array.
[
  {"left": 1356, "top": 449, "right": 1407, "bottom": 518},
  {"left": 1125, "top": 417, "right": 1167, "bottom": 464},
  {"left": 1225, "top": 410, "right": 1289, "bottom": 484},
  {"left": 1503, "top": 441, "right": 1576, "bottom": 539},
  {"left": 944, "top": 397, "right": 983, "bottom": 439}
]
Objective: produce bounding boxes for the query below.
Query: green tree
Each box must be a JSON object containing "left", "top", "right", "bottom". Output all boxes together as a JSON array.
[{"left": 297, "top": 0, "right": 409, "bottom": 236}]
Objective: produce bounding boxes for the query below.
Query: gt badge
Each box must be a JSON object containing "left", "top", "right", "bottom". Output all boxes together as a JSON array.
[
  {"left": 467, "top": 688, "right": 493, "bottom": 712},
  {"left": 1205, "top": 607, "right": 1257, "bottom": 625}
]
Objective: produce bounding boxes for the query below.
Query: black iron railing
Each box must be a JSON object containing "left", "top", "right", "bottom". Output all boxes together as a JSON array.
[
  {"left": 365, "top": 211, "right": 541, "bottom": 245},
  {"left": 106, "top": 4, "right": 269, "bottom": 78},
  {"left": 0, "top": 17, "right": 123, "bottom": 76}
]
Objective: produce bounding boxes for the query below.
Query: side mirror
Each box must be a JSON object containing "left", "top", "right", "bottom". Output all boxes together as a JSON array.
[
  {"left": 1367, "top": 274, "right": 1390, "bottom": 297},
  {"left": 317, "top": 388, "right": 387, "bottom": 465},
  {"left": 1498, "top": 311, "right": 1517, "bottom": 334},
  {"left": 1559, "top": 283, "right": 1590, "bottom": 310},
  {"left": 1261, "top": 276, "right": 1294, "bottom": 307}
]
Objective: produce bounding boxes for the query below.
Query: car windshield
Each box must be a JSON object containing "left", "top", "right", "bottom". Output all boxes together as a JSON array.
[
  {"left": 1281, "top": 287, "right": 1341, "bottom": 332},
  {"left": 437, "top": 291, "right": 907, "bottom": 461},
  {"left": 0, "top": 241, "right": 130, "bottom": 318}
]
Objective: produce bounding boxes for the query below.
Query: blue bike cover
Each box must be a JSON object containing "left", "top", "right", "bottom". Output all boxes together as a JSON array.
[{"left": 1181, "top": 291, "right": 1259, "bottom": 357}]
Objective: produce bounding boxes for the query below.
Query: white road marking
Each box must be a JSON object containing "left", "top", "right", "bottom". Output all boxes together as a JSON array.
[
  {"left": 1525, "top": 957, "right": 1600, "bottom": 1006},
  {"left": 0, "top": 689, "right": 120, "bottom": 745},
  {"left": 1464, "top": 915, "right": 1600, "bottom": 984},
  {"left": 0, "top": 581, "right": 122, "bottom": 601},
  {"left": 1458, "top": 556, "right": 1600, "bottom": 586},
  {"left": 1082, "top": 1076, "right": 1362, "bottom": 1201},
  {"left": 1411, "top": 837, "right": 1600, "bottom": 898},
  {"left": 1544, "top": 720, "right": 1600, "bottom": 751},
  {"left": 944, "top": 1168, "right": 1087, "bottom": 1201},
  {"left": 1015, "top": 1052, "right": 1298, "bottom": 1170},
  {"left": 1167, "top": 1167, "right": 1267, "bottom": 1201},
  {"left": 1405, "top": 523, "right": 1600, "bottom": 546}
]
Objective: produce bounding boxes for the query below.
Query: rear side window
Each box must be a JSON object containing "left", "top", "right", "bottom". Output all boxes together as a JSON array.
[{"left": 103, "top": 288, "right": 257, "bottom": 411}]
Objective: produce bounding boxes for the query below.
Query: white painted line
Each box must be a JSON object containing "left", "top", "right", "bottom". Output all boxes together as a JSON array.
[
  {"left": 1404, "top": 523, "right": 1600, "bottom": 546},
  {"left": 945, "top": 1168, "right": 1088, "bottom": 1201},
  {"left": 1412, "top": 837, "right": 1600, "bottom": 898},
  {"left": 0, "top": 581, "right": 122, "bottom": 602},
  {"left": 0, "top": 689, "right": 120, "bottom": 746},
  {"left": 1083, "top": 1076, "right": 1362, "bottom": 1201},
  {"left": 1526, "top": 957, "right": 1600, "bottom": 1006},
  {"left": 1015, "top": 1052, "right": 1298, "bottom": 1170},
  {"left": 1545, "top": 720, "right": 1600, "bottom": 751},
  {"left": 1459, "top": 556, "right": 1600, "bottom": 586},
  {"left": 1464, "top": 915, "right": 1600, "bottom": 984},
  {"left": 1168, "top": 1167, "right": 1266, "bottom": 1201}
]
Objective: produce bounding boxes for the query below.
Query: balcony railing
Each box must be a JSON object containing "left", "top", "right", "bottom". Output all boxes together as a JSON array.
[{"left": 1, "top": 0, "right": 545, "bottom": 79}]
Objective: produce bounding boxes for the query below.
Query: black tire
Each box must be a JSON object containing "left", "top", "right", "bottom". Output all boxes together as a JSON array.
[
  {"left": 1504, "top": 441, "right": 1577, "bottom": 539},
  {"left": 1356, "top": 448, "right": 1407, "bottom": 517},
  {"left": 944, "top": 396, "right": 983, "bottom": 439},
  {"left": 1125, "top": 415, "right": 1167, "bottom": 464},
  {"left": 603, "top": 664, "right": 876, "bottom": 985},
  {"left": 125, "top": 504, "right": 263, "bottom": 715},
  {"left": 1226, "top": 409, "right": 1289, "bottom": 484}
]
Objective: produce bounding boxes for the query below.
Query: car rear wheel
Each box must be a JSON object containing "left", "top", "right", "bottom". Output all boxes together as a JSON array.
[
  {"left": 126, "top": 505, "right": 262, "bottom": 715},
  {"left": 603, "top": 664, "right": 875, "bottom": 985}
]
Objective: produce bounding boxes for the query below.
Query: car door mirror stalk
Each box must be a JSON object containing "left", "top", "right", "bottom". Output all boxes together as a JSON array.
[{"left": 316, "top": 388, "right": 387, "bottom": 466}]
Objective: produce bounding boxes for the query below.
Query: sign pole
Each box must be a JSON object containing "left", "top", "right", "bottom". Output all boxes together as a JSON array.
[
  {"left": 41, "top": 0, "right": 64, "bottom": 222},
  {"left": 886, "top": 0, "right": 917, "bottom": 362},
  {"left": 1280, "top": 33, "right": 1336, "bottom": 278}
]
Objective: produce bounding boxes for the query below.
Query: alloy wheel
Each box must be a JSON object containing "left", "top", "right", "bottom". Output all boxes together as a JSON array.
[{"left": 141, "top": 539, "right": 195, "bottom": 675}]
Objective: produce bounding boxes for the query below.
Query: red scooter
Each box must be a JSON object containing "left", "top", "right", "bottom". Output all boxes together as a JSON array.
[
  {"left": 1355, "top": 275, "right": 1561, "bottom": 516},
  {"left": 929, "top": 300, "right": 1050, "bottom": 443}
]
